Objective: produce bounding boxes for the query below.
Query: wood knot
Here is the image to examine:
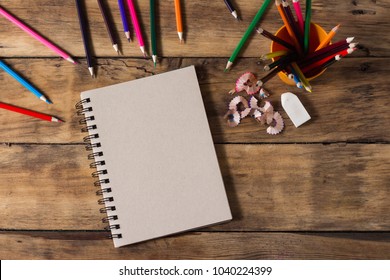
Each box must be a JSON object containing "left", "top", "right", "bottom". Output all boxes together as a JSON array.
[{"left": 359, "top": 63, "right": 370, "bottom": 72}]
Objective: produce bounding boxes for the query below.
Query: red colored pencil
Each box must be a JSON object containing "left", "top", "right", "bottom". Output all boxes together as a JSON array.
[
  {"left": 299, "top": 40, "right": 357, "bottom": 68},
  {"left": 302, "top": 48, "right": 356, "bottom": 76},
  {"left": 0, "top": 101, "right": 63, "bottom": 122},
  {"left": 301, "top": 48, "right": 353, "bottom": 74},
  {"left": 302, "top": 37, "right": 354, "bottom": 63}
]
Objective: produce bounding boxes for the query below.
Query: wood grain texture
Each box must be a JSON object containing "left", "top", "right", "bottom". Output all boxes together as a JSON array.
[
  {"left": 1, "top": 231, "right": 389, "bottom": 260},
  {"left": 0, "top": 57, "right": 389, "bottom": 143},
  {"left": 1, "top": 144, "right": 389, "bottom": 231},
  {"left": 0, "top": 0, "right": 389, "bottom": 260},
  {"left": 0, "top": 0, "right": 388, "bottom": 58}
]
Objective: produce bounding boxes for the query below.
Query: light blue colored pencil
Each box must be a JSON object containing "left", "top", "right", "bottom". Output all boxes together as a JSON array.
[{"left": 0, "top": 60, "right": 51, "bottom": 104}]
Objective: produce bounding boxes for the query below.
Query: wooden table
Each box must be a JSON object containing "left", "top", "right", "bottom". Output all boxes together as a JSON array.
[{"left": 0, "top": 0, "right": 389, "bottom": 259}]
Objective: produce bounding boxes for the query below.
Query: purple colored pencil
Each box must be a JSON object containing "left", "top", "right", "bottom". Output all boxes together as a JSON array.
[{"left": 118, "top": 0, "right": 131, "bottom": 41}]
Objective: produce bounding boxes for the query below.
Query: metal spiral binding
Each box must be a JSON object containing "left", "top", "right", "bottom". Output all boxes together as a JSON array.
[{"left": 75, "top": 98, "right": 122, "bottom": 239}]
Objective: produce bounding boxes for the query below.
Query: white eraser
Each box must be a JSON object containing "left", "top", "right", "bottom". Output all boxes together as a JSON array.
[{"left": 281, "top": 92, "right": 311, "bottom": 127}]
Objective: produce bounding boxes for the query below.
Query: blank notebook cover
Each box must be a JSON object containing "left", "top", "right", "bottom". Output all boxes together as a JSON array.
[{"left": 79, "top": 66, "right": 232, "bottom": 247}]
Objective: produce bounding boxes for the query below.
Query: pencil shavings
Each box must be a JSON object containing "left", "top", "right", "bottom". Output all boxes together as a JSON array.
[
  {"left": 228, "top": 96, "right": 251, "bottom": 119},
  {"left": 259, "top": 88, "right": 269, "bottom": 99},
  {"left": 225, "top": 96, "right": 284, "bottom": 135},
  {"left": 266, "top": 112, "right": 284, "bottom": 135},
  {"left": 229, "top": 72, "right": 261, "bottom": 95},
  {"left": 249, "top": 96, "right": 260, "bottom": 109},
  {"left": 224, "top": 110, "right": 241, "bottom": 127}
]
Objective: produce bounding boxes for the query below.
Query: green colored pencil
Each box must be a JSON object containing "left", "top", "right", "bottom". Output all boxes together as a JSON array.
[
  {"left": 150, "top": 0, "right": 157, "bottom": 66},
  {"left": 304, "top": 0, "right": 312, "bottom": 54},
  {"left": 225, "top": 0, "right": 272, "bottom": 71}
]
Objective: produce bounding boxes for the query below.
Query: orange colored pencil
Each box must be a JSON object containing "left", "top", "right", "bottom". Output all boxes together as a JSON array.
[
  {"left": 275, "top": 0, "right": 302, "bottom": 55},
  {"left": 315, "top": 24, "right": 341, "bottom": 51},
  {"left": 174, "top": 0, "right": 183, "bottom": 43}
]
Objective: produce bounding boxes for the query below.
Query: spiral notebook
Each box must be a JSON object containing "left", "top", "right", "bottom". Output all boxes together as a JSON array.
[{"left": 77, "top": 66, "right": 232, "bottom": 247}]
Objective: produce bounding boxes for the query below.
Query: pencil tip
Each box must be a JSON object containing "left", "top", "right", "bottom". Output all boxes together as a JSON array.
[
  {"left": 41, "top": 96, "right": 52, "bottom": 104},
  {"left": 113, "top": 44, "right": 120, "bottom": 54},
  {"left": 225, "top": 61, "right": 233, "bottom": 71},
  {"left": 125, "top": 32, "right": 131, "bottom": 42},
  {"left": 52, "top": 117, "right": 64, "bottom": 122},
  {"left": 67, "top": 57, "right": 76, "bottom": 64},
  {"left": 88, "top": 67, "right": 94, "bottom": 77},
  {"left": 178, "top": 32, "right": 184, "bottom": 43}
]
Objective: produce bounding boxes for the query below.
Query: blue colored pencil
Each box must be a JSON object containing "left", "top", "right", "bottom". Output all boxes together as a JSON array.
[
  {"left": 118, "top": 0, "right": 131, "bottom": 42},
  {"left": 0, "top": 60, "right": 51, "bottom": 104}
]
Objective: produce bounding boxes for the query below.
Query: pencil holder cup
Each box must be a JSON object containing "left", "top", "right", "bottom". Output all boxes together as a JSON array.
[{"left": 270, "top": 23, "right": 329, "bottom": 86}]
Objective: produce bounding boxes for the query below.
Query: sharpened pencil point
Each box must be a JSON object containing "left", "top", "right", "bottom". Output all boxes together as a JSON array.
[
  {"left": 40, "top": 95, "right": 52, "bottom": 104},
  {"left": 88, "top": 67, "right": 94, "bottom": 78},
  {"left": 51, "top": 117, "right": 63, "bottom": 122},
  {"left": 67, "top": 57, "right": 76, "bottom": 64},
  {"left": 125, "top": 31, "right": 131, "bottom": 42},
  {"left": 225, "top": 61, "right": 233, "bottom": 72},
  {"left": 140, "top": 46, "right": 147, "bottom": 57},
  {"left": 113, "top": 44, "right": 119, "bottom": 54},
  {"left": 152, "top": 55, "right": 157, "bottom": 67},
  {"left": 178, "top": 32, "right": 184, "bottom": 43}
]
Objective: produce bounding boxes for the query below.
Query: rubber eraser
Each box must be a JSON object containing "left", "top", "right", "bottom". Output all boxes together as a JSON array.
[{"left": 281, "top": 92, "right": 311, "bottom": 127}]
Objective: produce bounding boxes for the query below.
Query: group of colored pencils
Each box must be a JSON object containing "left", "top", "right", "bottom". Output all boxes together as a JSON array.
[
  {"left": 226, "top": 0, "right": 357, "bottom": 93},
  {"left": 76, "top": 0, "right": 184, "bottom": 73},
  {"left": 0, "top": 5, "right": 66, "bottom": 122}
]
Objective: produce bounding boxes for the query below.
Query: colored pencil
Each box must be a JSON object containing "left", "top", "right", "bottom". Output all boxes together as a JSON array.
[
  {"left": 304, "top": 37, "right": 354, "bottom": 61},
  {"left": 300, "top": 40, "right": 356, "bottom": 67},
  {"left": 126, "top": 0, "right": 146, "bottom": 56},
  {"left": 303, "top": 0, "right": 312, "bottom": 54},
  {"left": 264, "top": 52, "right": 297, "bottom": 71},
  {"left": 0, "top": 60, "right": 51, "bottom": 104},
  {"left": 224, "top": 0, "right": 239, "bottom": 20},
  {"left": 275, "top": 0, "right": 302, "bottom": 55},
  {"left": 0, "top": 101, "right": 62, "bottom": 122},
  {"left": 256, "top": 27, "right": 296, "bottom": 51},
  {"left": 302, "top": 47, "right": 355, "bottom": 74},
  {"left": 257, "top": 59, "right": 291, "bottom": 87},
  {"left": 118, "top": 0, "right": 131, "bottom": 42},
  {"left": 315, "top": 24, "right": 340, "bottom": 51},
  {"left": 288, "top": 66, "right": 303, "bottom": 88},
  {"left": 304, "top": 49, "right": 355, "bottom": 78},
  {"left": 292, "top": 0, "right": 304, "bottom": 34},
  {"left": 150, "top": 0, "right": 157, "bottom": 66},
  {"left": 75, "top": 0, "right": 94, "bottom": 77},
  {"left": 97, "top": 0, "right": 119, "bottom": 54},
  {"left": 0, "top": 6, "right": 75, "bottom": 64},
  {"left": 225, "top": 0, "right": 272, "bottom": 71},
  {"left": 174, "top": 0, "right": 184, "bottom": 43},
  {"left": 282, "top": 0, "right": 302, "bottom": 43},
  {"left": 260, "top": 49, "right": 289, "bottom": 60},
  {"left": 291, "top": 61, "right": 311, "bottom": 92}
]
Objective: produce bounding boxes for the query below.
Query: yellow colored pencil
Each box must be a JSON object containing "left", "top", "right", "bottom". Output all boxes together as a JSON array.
[{"left": 291, "top": 62, "right": 311, "bottom": 92}]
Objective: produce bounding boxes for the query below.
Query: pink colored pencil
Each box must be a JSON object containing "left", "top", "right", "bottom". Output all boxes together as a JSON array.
[
  {"left": 126, "top": 0, "right": 146, "bottom": 56},
  {"left": 0, "top": 5, "right": 75, "bottom": 64},
  {"left": 292, "top": 0, "right": 304, "bottom": 35}
]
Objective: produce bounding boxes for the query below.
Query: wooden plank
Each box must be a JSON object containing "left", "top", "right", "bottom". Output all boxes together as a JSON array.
[
  {"left": 0, "top": 231, "right": 389, "bottom": 259},
  {"left": 1, "top": 144, "right": 389, "bottom": 231},
  {"left": 0, "top": 0, "right": 388, "bottom": 58},
  {"left": 0, "top": 57, "right": 389, "bottom": 143}
]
